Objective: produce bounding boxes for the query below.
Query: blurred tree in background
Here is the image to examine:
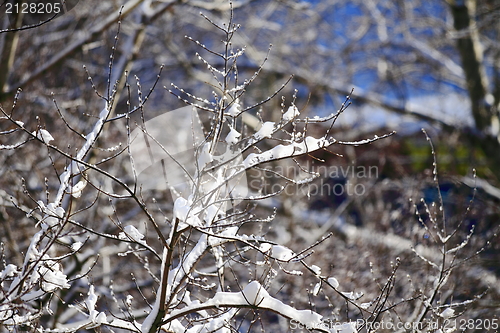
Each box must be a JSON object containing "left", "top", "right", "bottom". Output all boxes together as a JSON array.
[{"left": 2, "top": 0, "right": 500, "bottom": 176}]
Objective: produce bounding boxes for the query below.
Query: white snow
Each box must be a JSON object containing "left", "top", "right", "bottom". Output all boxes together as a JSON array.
[
  {"left": 340, "top": 291, "right": 362, "bottom": 300},
  {"left": 33, "top": 129, "right": 54, "bottom": 143},
  {"left": 242, "top": 280, "right": 267, "bottom": 304},
  {"left": 38, "top": 261, "right": 70, "bottom": 291},
  {"left": 71, "top": 241, "right": 83, "bottom": 251},
  {"left": 173, "top": 197, "right": 191, "bottom": 221},
  {"left": 173, "top": 197, "right": 202, "bottom": 226},
  {"left": 71, "top": 179, "right": 87, "bottom": 198},
  {"left": 0, "top": 264, "right": 17, "bottom": 279},
  {"left": 165, "top": 280, "right": 324, "bottom": 330},
  {"left": 126, "top": 295, "right": 134, "bottom": 308},
  {"left": 37, "top": 201, "right": 65, "bottom": 230},
  {"left": 243, "top": 135, "right": 332, "bottom": 169},
  {"left": 119, "top": 225, "right": 147, "bottom": 245},
  {"left": 197, "top": 143, "right": 214, "bottom": 170},
  {"left": 259, "top": 243, "right": 272, "bottom": 253},
  {"left": 283, "top": 105, "right": 299, "bottom": 121},
  {"left": 313, "top": 282, "right": 321, "bottom": 296},
  {"left": 85, "top": 285, "right": 108, "bottom": 324},
  {"left": 41, "top": 216, "right": 59, "bottom": 230},
  {"left": 311, "top": 265, "right": 321, "bottom": 275},
  {"left": 255, "top": 121, "right": 275, "bottom": 139},
  {"left": 37, "top": 202, "right": 65, "bottom": 218},
  {"left": 226, "top": 100, "right": 242, "bottom": 117},
  {"left": 440, "top": 308, "right": 455, "bottom": 318},
  {"left": 168, "top": 234, "right": 209, "bottom": 292},
  {"left": 204, "top": 204, "right": 220, "bottom": 224},
  {"left": 327, "top": 277, "right": 339, "bottom": 289},
  {"left": 360, "top": 302, "right": 371, "bottom": 309},
  {"left": 55, "top": 105, "right": 109, "bottom": 205},
  {"left": 271, "top": 245, "right": 295, "bottom": 261},
  {"left": 225, "top": 126, "right": 241, "bottom": 145}
]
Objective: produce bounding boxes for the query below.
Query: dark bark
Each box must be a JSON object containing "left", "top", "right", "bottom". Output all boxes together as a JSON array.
[{"left": 450, "top": 2, "right": 491, "bottom": 131}]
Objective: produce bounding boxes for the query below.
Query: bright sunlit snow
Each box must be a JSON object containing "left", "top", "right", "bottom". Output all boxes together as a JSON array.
[
  {"left": 255, "top": 121, "right": 275, "bottom": 139},
  {"left": 33, "top": 129, "right": 54, "bottom": 143},
  {"left": 327, "top": 277, "right": 339, "bottom": 289},
  {"left": 272, "top": 245, "right": 295, "bottom": 261},
  {"left": 225, "top": 126, "right": 241, "bottom": 144},
  {"left": 119, "top": 225, "right": 147, "bottom": 245},
  {"left": 283, "top": 105, "right": 299, "bottom": 121}
]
